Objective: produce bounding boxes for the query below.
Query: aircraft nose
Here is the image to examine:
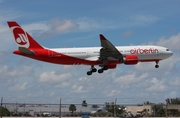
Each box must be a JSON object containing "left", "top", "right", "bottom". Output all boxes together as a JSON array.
[
  {"left": 169, "top": 51, "right": 173, "bottom": 57},
  {"left": 167, "top": 50, "right": 173, "bottom": 58}
]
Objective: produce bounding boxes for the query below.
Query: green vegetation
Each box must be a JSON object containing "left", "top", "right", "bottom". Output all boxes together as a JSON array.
[
  {"left": 69, "top": 104, "right": 76, "bottom": 116},
  {"left": 82, "top": 100, "right": 87, "bottom": 107},
  {"left": 0, "top": 107, "right": 10, "bottom": 116}
]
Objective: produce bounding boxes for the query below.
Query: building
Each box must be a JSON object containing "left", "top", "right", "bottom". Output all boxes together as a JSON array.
[
  {"left": 163, "top": 105, "right": 180, "bottom": 111},
  {"left": 126, "top": 105, "right": 152, "bottom": 116}
]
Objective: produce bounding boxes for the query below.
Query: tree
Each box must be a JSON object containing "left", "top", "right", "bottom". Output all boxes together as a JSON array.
[
  {"left": 0, "top": 107, "right": 10, "bottom": 116},
  {"left": 82, "top": 100, "right": 87, "bottom": 107},
  {"left": 91, "top": 104, "right": 100, "bottom": 108},
  {"left": 143, "top": 101, "right": 153, "bottom": 105},
  {"left": 156, "top": 108, "right": 165, "bottom": 117},
  {"left": 69, "top": 104, "right": 76, "bottom": 116},
  {"left": 105, "top": 102, "right": 113, "bottom": 113},
  {"left": 104, "top": 102, "right": 126, "bottom": 117},
  {"left": 166, "top": 98, "right": 180, "bottom": 104},
  {"left": 168, "top": 109, "right": 180, "bottom": 116},
  {"left": 141, "top": 109, "right": 149, "bottom": 117},
  {"left": 92, "top": 110, "right": 113, "bottom": 117},
  {"left": 152, "top": 105, "right": 159, "bottom": 116}
]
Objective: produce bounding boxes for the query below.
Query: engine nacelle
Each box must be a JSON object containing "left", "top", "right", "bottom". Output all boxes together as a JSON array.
[{"left": 123, "top": 55, "right": 138, "bottom": 65}]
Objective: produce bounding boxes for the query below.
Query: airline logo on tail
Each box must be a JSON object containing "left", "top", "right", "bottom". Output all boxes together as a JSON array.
[{"left": 11, "top": 26, "right": 30, "bottom": 48}]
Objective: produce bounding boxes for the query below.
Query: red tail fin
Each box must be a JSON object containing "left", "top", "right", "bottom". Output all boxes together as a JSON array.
[{"left": 7, "top": 21, "right": 44, "bottom": 49}]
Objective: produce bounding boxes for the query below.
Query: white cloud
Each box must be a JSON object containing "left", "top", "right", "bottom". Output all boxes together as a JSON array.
[
  {"left": 170, "top": 91, "right": 177, "bottom": 98},
  {"left": 50, "top": 91, "right": 55, "bottom": 96},
  {"left": 72, "top": 84, "right": 86, "bottom": 93},
  {"left": 130, "top": 14, "right": 159, "bottom": 27},
  {"left": 106, "top": 90, "right": 121, "bottom": 97},
  {"left": 75, "top": 17, "right": 120, "bottom": 32},
  {"left": 146, "top": 78, "right": 167, "bottom": 92},
  {"left": 169, "top": 77, "right": 180, "bottom": 86},
  {"left": 0, "top": 65, "right": 33, "bottom": 79},
  {"left": 22, "top": 22, "right": 48, "bottom": 32},
  {"left": 39, "top": 19, "right": 78, "bottom": 38},
  {"left": 39, "top": 71, "right": 72, "bottom": 84},
  {"left": 77, "top": 17, "right": 104, "bottom": 31},
  {"left": 8, "top": 82, "right": 28, "bottom": 91},
  {"left": 121, "top": 30, "right": 133, "bottom": 38},
  {"left": 156, "top": 33, "right": 180, "bottom": 50},
  {"left": 55, "top": 81, "right": 69, "bottom": 88},
  {"left": 114, "top": 72, "right": 148, "bottom": 85}
]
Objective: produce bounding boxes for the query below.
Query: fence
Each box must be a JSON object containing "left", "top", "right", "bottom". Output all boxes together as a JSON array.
[{"left": 1, "top": 97, "right": 180, "bottom": 117}]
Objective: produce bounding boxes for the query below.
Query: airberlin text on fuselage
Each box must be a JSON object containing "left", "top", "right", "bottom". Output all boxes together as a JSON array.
[{"left": 130, "top": 48, "right": 159, "bottom": 54}]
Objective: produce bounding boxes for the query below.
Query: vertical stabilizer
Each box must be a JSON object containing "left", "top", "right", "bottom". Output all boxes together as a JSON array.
[{"left": 7, "top": 21, "right": 44, "bottom": 49}]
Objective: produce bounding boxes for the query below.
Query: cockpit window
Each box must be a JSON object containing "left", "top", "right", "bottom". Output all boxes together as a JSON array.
[{"left": 166, "top": 49, "right": 169, "bottom": 51}]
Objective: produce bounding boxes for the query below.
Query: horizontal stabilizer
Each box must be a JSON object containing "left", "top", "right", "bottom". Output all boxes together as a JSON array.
[{"left": 19, "top": 47, "right": 35, "bottom": 56}]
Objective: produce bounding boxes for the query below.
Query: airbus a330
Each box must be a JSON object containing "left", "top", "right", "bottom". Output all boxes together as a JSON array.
[{"left": 8, "top": 21, "right": 173, "bottom": 75}]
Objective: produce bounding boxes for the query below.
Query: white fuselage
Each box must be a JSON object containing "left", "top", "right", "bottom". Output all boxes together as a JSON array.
[{"left": 50, "top": 45, "right": 173, "bottom": 62}]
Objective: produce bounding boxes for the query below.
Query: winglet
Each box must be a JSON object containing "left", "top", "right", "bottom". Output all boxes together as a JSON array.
[{"left": 99, "top": 34, "right": 107, "bottom": 40}]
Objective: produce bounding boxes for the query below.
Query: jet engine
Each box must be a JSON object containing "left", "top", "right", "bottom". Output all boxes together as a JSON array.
[{"left": 121, "top": 55, "right": 138, "bottom": 65}]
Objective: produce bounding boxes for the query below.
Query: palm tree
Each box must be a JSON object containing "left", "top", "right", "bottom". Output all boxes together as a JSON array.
[
  {"left": 69, "top": 104, "right": 76, "bottom": 116},
  {"left": 152, "top": 105, "right": 158, "bottom": 116},
  {"left": 91, "top": 104, "right": 99, "bottom": 108},
  {"left": 82, "top": 100, "right": 87, "bottom": 107},
  {"left": 141, "top": 109, "right": 147, "bottom": 117}
]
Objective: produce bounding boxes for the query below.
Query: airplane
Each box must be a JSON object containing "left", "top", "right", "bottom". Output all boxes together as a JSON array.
[{"left": 7, "top": 21, "right": 173, "bottom": 75}]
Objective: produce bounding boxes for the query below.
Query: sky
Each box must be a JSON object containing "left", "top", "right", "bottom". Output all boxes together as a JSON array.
[{"left": 0, "top": 0, "right": 180, "bottom": 105}]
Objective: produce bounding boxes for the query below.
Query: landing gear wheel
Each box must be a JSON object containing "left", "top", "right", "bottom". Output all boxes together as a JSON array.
[
  {"left": 87, "top": 71, "right": 92, "bottom": 75},
  {"left": 92, "top": 68, "right": 97, "bottom": 72},
  {"left": 155, "top": 65, "right": 159, "bottom": 68},
  {"left": 155, "top": 61, "right": 159, "bottom": 68},
  {"left": 98, "top": 69, "right": 104, "bottom": 73},
  {"left": 103, "top": 66, "right": 108, "bottom": 70},
  {"left": 86, "top": 65, "right": 97, "bottom": 75}
]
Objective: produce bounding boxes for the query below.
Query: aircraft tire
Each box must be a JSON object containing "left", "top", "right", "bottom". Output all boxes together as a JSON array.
[
  {"left": 87, "top": 71, "right": 92, "bottom": 75},
  {"left": 155, "top": 65, "right": 159, "bottom": 68},
  {"left": 98, "top": 69, "right": 103, "bottom": 73},
  {"left": 92, "top": 68, "right": 97, "bottom": 72},
  {"left": 103, "top": 66, "right": 108, "bottom": 70}
]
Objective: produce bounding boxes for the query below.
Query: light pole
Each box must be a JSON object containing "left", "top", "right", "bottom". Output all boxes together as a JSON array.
[
  {"left": 1, "top": 97, "right": 3, "bottom": 118},
  {"left": 59, "top": 98, "right": 61, "bottom": 118},
  {"left": 114, "top": 98, "right": 117, "bottom": 118}
]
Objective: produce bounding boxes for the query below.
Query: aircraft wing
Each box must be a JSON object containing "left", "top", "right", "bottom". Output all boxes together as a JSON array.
[{"left": 99, "top": 34, "right": 123, "bottom": 60}]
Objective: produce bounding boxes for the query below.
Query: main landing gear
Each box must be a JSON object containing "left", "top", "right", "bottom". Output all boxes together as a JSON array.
[
  {"left": 87, "top": 65, "right": 108, "bottom": 75},
  {"left": 98, "top": 65, "right": 108, "bottom": 74},
  {"left": 155, "top": 61, "right": 159, "bottom": 68},
  {"left": 87, "top": 66, "right": 97, "bottom": 75}
]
